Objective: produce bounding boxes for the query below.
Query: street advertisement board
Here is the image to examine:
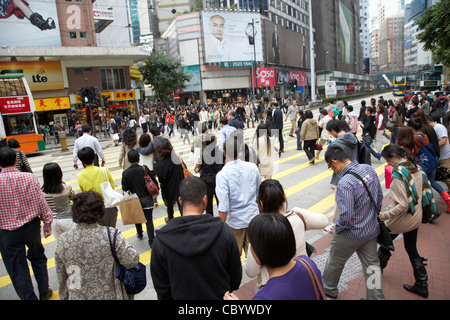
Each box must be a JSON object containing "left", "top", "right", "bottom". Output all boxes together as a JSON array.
[
  {"left": 339, "top": 0, "right": 354, "bottom": 65},
  {"left": 202, "top": 11, "right": 263, "bottom": 64},
  {"left": 181, "top": 65, "right": 202, "bottom": 92},
  {"left": 0, "top": 0, "right": 61, "bottom": 46},
  {"left": 0, "top": 61, "right": 64, "bottom": 92},
  {"left": 264, "top": 20, "right": 309, "bottom": 69},
  {"left": 256, "top": 67, "right": 277, "bottom": 87}
]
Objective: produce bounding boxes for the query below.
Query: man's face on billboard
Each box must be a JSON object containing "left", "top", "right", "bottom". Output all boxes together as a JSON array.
[{"left": 209, "top": 16, "right": 225, "bottom": 41}]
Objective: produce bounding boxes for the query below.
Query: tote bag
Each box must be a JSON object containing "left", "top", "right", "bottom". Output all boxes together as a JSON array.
[
  {"left": 100, "top": 168, "right": 124, "bottom": 208},
  {"left": 119, "top": 192, "right": 147, "bottom": 225}
]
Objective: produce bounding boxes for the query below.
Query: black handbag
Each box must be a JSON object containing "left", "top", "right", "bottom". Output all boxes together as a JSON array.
[
  {"left": 345, "top": 171, "right": 395, "bottom": 252},
  {"left": 436, "top": 166, "right": 450, "bottom": 181},
  {"left": 107, "top": 227, "right": 147, "bottom": 295}
]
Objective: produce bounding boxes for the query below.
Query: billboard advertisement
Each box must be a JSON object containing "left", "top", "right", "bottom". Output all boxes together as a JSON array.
[
  {"left": 256, "top": 67, "right": 276, "bottom": 87},
  {"left": 0, "top": 61, "right": 64, "bottom": 91},
  {"left": 339, "top": 0, "right": 354, "bottom": 65},
  {"left": 202, "top": 11, "right": 263, "bottom": 64},
  {"left": 264, "top": 20, "right": 309, "bottom": 69},
  {"left": 182, "top": 65, "right": 202, "bottom": 92},
  {"left": 0, "top": 0, "right": 61, "bottom": 46}
]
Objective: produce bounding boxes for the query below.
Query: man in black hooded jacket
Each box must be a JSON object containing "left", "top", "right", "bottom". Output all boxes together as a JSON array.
[{"left": 150, "top": 176, "right": 242, "bottom": 300}]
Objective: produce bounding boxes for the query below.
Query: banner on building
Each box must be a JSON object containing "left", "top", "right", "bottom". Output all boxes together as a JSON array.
[
  {"left": 0, "top": 0, "right": 61, "bottom": 46},
  {"left": 339, "top": 0, "right": 354, "bottom": 65},
  {"left": 202, "top": 11, "right": 263, "bottom": 64},
  {"left": 0, "top": 61, "right": 64, "bottom": 92}
]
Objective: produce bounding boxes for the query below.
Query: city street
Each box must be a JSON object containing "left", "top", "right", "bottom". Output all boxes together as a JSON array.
[{"left": 2, "top": 92, "right": 449, "bottom": 301}]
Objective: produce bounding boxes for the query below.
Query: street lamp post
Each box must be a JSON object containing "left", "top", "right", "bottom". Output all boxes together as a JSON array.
[
  {"left": 308, "top": 0, "right": 316, "bottom": 102},
  {"left": 246, "top": 18, "right": 259, "bottom": 101}
]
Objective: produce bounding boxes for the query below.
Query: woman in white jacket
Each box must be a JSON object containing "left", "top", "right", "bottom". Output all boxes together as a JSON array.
[
  {"left": 253, "top": 123, "right": 276, "bottom": 179},
  {"left": 244, "top": 179, "right": 329, "bottom": 292}
]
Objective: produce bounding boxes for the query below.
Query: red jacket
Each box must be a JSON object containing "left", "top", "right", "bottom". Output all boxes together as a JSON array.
[{"left": 165, "top": 114, "right": 174, "bottom": 124}]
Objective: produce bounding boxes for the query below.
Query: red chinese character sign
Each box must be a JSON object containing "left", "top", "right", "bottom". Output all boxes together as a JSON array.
[
  {"left": 0, "top": 97, "right": 31, "bottom": 114},
  {"left": 289, "top": 70, "right": 306, "bottom": 86},
  {"left": 255, "top": 67, "right": 277, "bottom": 87}
]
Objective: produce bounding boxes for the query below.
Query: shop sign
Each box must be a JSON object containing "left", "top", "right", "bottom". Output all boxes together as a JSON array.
[
  {"left": 34, "top": 97, "right": 70, "bottom": 112},
  {"left": 114, "top": 90, "right": 136, "bottom": 101},
  {"left": 256, "top": 67, "right": 276, "bottom": 87},
  {"left": 0, "top": 96, "right": 31, "bottom": 114},
  {"left": 289, "top": 70, "right": 306, "bottom": 86}
]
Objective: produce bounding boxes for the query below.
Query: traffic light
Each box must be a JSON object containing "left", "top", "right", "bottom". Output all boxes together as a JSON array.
[
  {"left": 88, "top": 87, "right": 100, "bottom": 105},
  {"left": 79, "top": 87, "right": 90, "bottom": 103},
  {"left": 293, "top": 79, "right": 297, "bottom": 89}
]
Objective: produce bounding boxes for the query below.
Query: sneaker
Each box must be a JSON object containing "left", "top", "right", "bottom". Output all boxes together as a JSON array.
[{"left": 324, "top": 225, "right": 335, "bottom": 233}]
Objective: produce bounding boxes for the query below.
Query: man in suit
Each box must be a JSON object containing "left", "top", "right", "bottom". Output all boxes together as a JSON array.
[{"left": 272, "top": 102, "right": 284, "bottom": 155}]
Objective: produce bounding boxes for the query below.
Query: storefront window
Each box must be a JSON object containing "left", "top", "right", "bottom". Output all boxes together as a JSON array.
[{"left": 2, "top": 113, "right": 35, "bottom": 135}]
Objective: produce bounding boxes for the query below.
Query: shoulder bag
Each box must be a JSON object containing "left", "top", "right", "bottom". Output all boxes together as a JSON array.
[
  {"left": 100, "top": 168, "right": 124, "bottom": 208},
  {"left": 107, "top": 227, "right": 147, "bottom": 295},
  {"left": 294, "top": 256, "right": 326, "bottom": 300},
  {"left": 179, "top": 156, "right": 193, "bottom": 178},
  {"left": 344, "top": 171, "right": 395, "bottom": 252},
  {"left": 416, "top": 135, "right": 439, "bottom": 174},
  {"left": 142, "top": 166, "right": 159, "bottom": 197}
]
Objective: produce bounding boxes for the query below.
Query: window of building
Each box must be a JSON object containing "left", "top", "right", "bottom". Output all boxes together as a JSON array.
[
  {"left": 100, "top": 68, "right": 126, "bottom": 91},
  {"left": 69, "top": 32, "right": 77, "bottom": 39},
  {"left": 80, "top": 32, "right": 87, "bottom": 39}
]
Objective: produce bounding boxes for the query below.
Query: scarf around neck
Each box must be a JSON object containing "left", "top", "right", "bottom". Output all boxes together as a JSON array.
[{"left": 392, "top": 161, "right": 436, "bottom": 215}]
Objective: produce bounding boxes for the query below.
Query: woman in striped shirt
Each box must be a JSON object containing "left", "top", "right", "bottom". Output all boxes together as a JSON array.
[{"left": 42, "top": 162, "right": 75, "bottom": 240}]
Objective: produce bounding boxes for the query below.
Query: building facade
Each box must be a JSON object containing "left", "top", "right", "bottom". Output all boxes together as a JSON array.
[{"left": 0, "top": 0, "right": 147, "bottom": 131}]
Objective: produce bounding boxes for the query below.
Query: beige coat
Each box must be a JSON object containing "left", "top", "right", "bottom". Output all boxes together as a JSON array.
[
  {"left": 300, "top": 118, "right": 319, "bottom": 141},
  {"left": 253, "top": 136, "right": 276, "bottom": 177},
  {"left": 380, "top": 170, "right": 423, "bottom": 234},
  {"left": 55, "top": 224, "right": 140, "bottom": 300}
]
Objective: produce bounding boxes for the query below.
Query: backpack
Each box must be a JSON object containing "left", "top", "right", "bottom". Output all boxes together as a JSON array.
[{"left": 357, "top": 140, "right": 371, "bottom": 165}]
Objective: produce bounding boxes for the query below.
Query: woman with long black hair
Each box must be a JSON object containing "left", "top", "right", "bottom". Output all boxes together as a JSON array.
[{"left": 41, "top": 162, "right": 75, "bottom": 240}]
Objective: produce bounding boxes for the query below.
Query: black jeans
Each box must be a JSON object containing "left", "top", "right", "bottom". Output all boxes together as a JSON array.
[
  {"left": 303, "top": 139, "right": 317, "bottom": 160},
  {"left": 135, "top": 208, "right": 154, "bottom": 247},
  {"left": 206, "top": 184, "right": 219, "bottom": 216},
  {"left": 163, "top": 196, "right": 183, "bottom": 220},
  {"left": 379, "top": 228, "right": 421, "bottom": 260},
  {"left": 0, "top": 218, "right": 49, "bottom": 300}
]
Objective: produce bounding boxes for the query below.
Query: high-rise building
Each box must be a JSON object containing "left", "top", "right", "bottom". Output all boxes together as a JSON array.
[
  {"left": 373, "top": 0, "right": 405, "bottom": 74},
  {"left": 403, "top": 0, "right": 439, "bottom": 73},
  {"left": 359, "top": 0, "right": 370, "bottom": 60}
]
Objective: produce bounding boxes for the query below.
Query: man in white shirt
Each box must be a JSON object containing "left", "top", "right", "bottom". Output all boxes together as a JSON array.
[
  {"left": 73, "top": 125, "right": 105, "bottom": 169},
  {"left": 285, "top": 100, "right": 298, "bottom": 137},
  {"left": 199, "top": 107, "right": 209, "bottom": 125},
  {"left": 429, "top": 116, "right": 450, "bottom": 192},
  {"left": 216, "top": 137, "right": 262, "bottom": 257}
]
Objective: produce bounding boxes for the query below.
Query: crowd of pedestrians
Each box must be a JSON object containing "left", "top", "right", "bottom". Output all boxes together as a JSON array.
[{"left": 0, "top": 91, "right": 450, "bottom": 301}]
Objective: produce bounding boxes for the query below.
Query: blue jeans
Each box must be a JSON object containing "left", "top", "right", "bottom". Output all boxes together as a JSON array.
[
  {"left": 168, "top": 123, "right": 174, "bottom": 137},
  {"left": 428, "top": 169, "right": 445, "bottom": 194},
  {"left": 296, "top": 130, "right": 302, "bottom": 150}
]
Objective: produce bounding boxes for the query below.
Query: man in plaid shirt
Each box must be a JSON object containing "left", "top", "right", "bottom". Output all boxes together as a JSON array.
[{"left": 0, "top": 147, "right": 53, "bottom": 300}]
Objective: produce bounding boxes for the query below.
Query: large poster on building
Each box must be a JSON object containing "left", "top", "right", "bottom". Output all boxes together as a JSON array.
[
  {"left": 0, "top": 61, "right": 64, "bottom": 91},
  {"left": 202, "top": 11, "right": 263, "bottom": 64},
  {"left": 339, "top": 0, "right": 353, "bottom": 65},
  {"left": 0, "top": 0, "right": 61, "bottom": 46},
  {"left": 264, "top": 20, "right": 309, "bottom": 68},
  {"left": 182, "top": 65, "right": 202, "bottom": 92}
]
